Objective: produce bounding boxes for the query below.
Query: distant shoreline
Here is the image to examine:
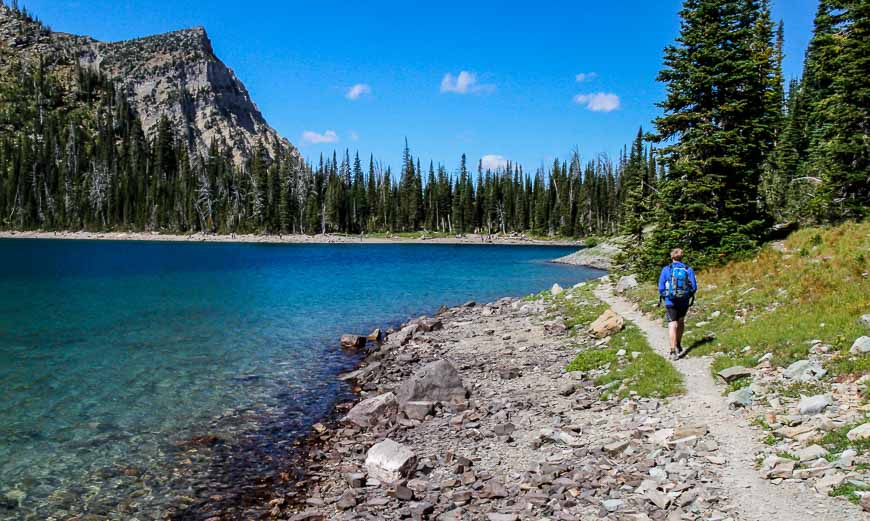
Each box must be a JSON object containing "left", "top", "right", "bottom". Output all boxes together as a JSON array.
[{"left": 0, "top": 230, "right": 583, "bottom": 247}]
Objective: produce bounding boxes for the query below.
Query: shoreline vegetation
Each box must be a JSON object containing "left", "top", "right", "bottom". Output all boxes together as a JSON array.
[{"left": 0, "top": 229, "right": 586, "bottom": 247}]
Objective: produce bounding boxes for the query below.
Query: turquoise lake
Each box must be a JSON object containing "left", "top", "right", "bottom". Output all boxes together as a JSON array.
[{"left": 0, "top": 239, "right": 600, "bottom": 519}]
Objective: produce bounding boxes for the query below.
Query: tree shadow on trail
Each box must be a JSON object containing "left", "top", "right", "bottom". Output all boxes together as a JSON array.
[{"left": 680, "top": 335, "right": 715, "bottom": 358}]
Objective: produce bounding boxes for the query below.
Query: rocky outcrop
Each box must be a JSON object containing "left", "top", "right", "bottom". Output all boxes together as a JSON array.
[{"left": 0, "top": 5, "right": 295, "bottom": 165}]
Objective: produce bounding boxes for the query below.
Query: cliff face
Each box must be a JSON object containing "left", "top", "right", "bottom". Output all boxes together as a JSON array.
[{"left": 0, "top": 5, "right": 295, "bottom": 164}]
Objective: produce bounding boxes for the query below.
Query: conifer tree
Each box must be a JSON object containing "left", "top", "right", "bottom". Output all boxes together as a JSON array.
[{"left": 640, "top": 0, "right": 779, "bottom": 275}]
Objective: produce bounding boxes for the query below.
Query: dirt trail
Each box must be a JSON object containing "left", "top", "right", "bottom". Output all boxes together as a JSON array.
[{"left": 596, "top": 283, "right": 867, "bottom": 521}]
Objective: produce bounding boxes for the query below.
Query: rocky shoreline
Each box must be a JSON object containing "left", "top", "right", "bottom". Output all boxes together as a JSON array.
[
  {"left": 262, "top": 278, "right": 869, "bottom": 521},
  {"left": 0, "top": 230, "right": 581, "bottom": 247},
  {"left": 271, "top": 285, "right": 735, "bottom": 521}
]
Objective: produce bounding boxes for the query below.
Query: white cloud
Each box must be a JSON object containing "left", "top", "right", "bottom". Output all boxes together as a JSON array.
[
  {"left": 572, "top": 92, "right": 621, "bottom": 112},
  {"left": 480, "top": 154, "right": 508, "bottom": 171},
  {"left": 345, "top": 83, "right": 371, "bottom": 100},
  {"left": 575, "top": 72, "right": 598, "bottom": 83},
  {"left": 440, "top": 71, "right": 495, "bottom": 94},
  {"left": 301, "top": 130, "right": 339, "bottom": 145},
  {"left": 349, "top": 131, "right": 360, "bottom": 141}
]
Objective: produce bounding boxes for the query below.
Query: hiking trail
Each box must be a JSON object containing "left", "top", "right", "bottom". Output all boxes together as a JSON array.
[{"left": 596, "top": 283, "right": 868, "bottom": 521}]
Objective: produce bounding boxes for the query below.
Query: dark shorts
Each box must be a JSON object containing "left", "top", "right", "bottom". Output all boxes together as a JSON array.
[{"left": 666, "top": 305, "right": 689, "bottom": 322}]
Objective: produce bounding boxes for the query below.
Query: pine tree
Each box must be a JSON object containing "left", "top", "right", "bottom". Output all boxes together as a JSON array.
[
  {"left": 640, "top": 0, "right": 779, "bottom": 275},
  {"left": 803, "top": 0, "right": 869, "bottom": 219}
]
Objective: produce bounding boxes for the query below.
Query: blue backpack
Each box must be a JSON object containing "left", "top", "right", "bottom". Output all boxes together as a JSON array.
[{"left": 666, "top": 264, "right": 693, "bottom": 302}]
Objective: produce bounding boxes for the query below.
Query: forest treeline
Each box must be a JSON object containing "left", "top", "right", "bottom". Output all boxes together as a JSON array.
[{"left": 0, "top": 0, "right": 866, "bottom": 267}]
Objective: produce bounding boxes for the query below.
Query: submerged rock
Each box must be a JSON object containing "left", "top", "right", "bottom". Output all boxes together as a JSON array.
[{"left": 340, "top": 334, "right": 367, "bottom": 349}]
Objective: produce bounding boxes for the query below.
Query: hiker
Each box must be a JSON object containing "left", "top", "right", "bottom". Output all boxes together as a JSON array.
[{"left": 658, "top": 248, "right": 697, "bottom": 359}]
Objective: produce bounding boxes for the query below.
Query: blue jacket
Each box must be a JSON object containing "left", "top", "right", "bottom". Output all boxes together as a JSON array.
[{"left": 658, "top": 261, "right": 697, "bottom": 307}]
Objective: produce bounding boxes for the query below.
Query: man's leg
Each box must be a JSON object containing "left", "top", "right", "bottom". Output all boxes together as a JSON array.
[
  {"left": 668, "top": 320, "right": 679, "bottom": 353},
  {"left": 676, "top": 317, "right": 686, "bottom": 350}
]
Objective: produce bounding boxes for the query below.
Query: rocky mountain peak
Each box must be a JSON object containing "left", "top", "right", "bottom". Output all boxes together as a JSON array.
[{"left": 0, "top": 5, "right": 296, "bottom": 165}]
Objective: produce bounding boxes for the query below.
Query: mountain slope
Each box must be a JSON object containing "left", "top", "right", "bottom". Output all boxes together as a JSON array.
[{"left": 0, "top": 4, "right": 295, "bottom": 164}]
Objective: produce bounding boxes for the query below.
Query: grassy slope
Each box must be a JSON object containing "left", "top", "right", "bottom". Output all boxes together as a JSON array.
[
  {"left": 626, "top": 221, "right": 869, "bottom": 378},
  {"left": 544, "top": 284, "right": 684, "bottom": 399}
]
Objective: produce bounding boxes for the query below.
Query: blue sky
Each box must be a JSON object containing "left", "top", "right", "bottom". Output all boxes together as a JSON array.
[{"left": 29, "top": 0, "right": 817, "bottom": 172}]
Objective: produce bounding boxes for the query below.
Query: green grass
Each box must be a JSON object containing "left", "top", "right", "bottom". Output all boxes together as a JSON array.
[
  {"left": 565, "top": 346, "right": 618, "bottom": 372},
  {"left": 725, "top": 375, "right": 752, "bottom": 394},
  {"left": 770, "top": 381, "right": 827, "bottom": 399},
  {"left": 560, "top": 286, "right": 684, "bottom": 399},
  {"left": 820, "top": 419, "right": 870, "bottom": 456},
  {"left": 830, "top": 482, "right": 870, "bottom": 504},
  {"left": 624, "top": 222, "right": 870, "bottom": 378}
]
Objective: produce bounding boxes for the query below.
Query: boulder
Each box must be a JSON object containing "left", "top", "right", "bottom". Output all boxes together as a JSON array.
[
  {"left": 793, "top": 444, "right": 829, "bottom": 462},
  {"left": 365, "top": 439, "right": 416, "bottom": 484},
  {"left": 850, "top": 336, "right": 870, "bottom": 354},
  {"left": 340, "top": 334, "right": 367, "bottom": 349},
  {"left": 544, "top": 320, "right": 567, "bottom": 335},
  {"left": 616, "top": 274, "right": 639, "bottom": 294},
  {"left": 418, "top": 318, "right": 443, "bottom": 332},
  {"left": 551, "top": 283, "right": 563, "bottom": 296},
  {"left": 403, "top": 400, "right": 435, "bottom": 420},
  {"left": 717, "top": 366, "right": 752, "bottom": 383},
  {"left": 589, "top": 309, "right": 625, "bottom": 338},
  {"left": 847, "top": 422, "right": 870, "bottom": 441},
  {"left": 367, "top": 328, "right": 384, "bottom": 345},
  {"left": 798, "top": 394, "right": 831, "bottom": 415},
  {"left": 396, "top": 359, "right": 468, "bottom": 407},
  {"left": 345, "top": 392, "right": 398, "bottom": 427},
  {"left": 395, "top": 325, "right": 418, "bottom": 346},
  {"left": 783, "top": 359, "right": 826, "bottom": 381},
  {"left": 726, "top": 386, "right": 753, "bottom": 408},
  {"left": 814, "top": 472, "right": 846, "bottom": 494}
]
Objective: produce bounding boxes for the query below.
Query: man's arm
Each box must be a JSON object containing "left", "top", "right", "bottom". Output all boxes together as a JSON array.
[
  {"left": 689, "top": 267, "right": 698, "bottom": 293},
  {"left": 658, "top": 267, "right": 668, "bottom": 296}
]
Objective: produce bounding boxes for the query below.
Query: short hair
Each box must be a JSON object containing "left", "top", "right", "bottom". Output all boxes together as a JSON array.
[{"left": 670, "top": 248, "right": 684, "bottom": 261}]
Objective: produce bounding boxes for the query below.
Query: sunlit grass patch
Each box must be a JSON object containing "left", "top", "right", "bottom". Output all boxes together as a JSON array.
[
  {"left": 624, "top": 222, "right": 870, "bottom": 378},
  {"left": 820, "top": 419, "right": 870, "bottom": 456},
  {"left": 560, "top": 285, "right": 684, "bottom": 400},
  {"left": 830, "top": 482, "right": 870, "bottom": 504}
]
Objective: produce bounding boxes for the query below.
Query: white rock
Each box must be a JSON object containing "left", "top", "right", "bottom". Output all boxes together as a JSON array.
[
  {"left": 551, "top": 283, "right": 563, "bottom": 296},
  {"left": 793, "top": 444, "right": 829, "bottom": 462},
  {"left": 850, "top": 336, "right": 870, "bottom": 354},
  {"left": 783, "top": 359, "right": 826, "bottom": 381},
  {"left": 365, "top": 439, "right": 416, "bottom": 484},
  {"left": 815, "top": 472, "right": 846, "bottom": 494},
  {"left": 601, "top": 499, "right": 624, "bottom": 512},
  {"left": 615, "top": 274, "right": 638, "bottom": 293},
  {"left": 727, "top": 386, "right": 753, "bottom": 408},
  {"left": 798, "top": 394, "right": 831, "bottom": 415},
  {"left": 836, "top": 449, "right": 858, "bottom": 468},
  {"left": 847, "top": 423, "right": 870, "bottom": 441}
]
